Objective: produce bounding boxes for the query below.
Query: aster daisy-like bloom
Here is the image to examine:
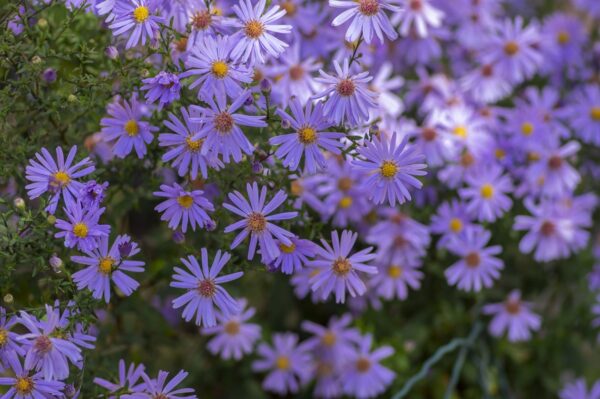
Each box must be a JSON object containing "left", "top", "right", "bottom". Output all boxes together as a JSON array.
[
  {"left": 459, "top": 163, "right": 513, "bottom": 222},
  {"left": 17, "top": 306, "right": 83, "bottom": 381},
  {"left": 181, "top": 35, "right": 253, "bottom": 105},
  {"left": 100, "top": 94, "right": 158, "bottom": 159},
  {"left": 270, "top": 236, "right": 317, "bottom": 274},
  {"left": 0, "top": 308, "right": 24, "bottom": 370},
  {"left": 330, "top": 0, "right": 399, "bottom": 43},
  {"left": 340, "top": 334, "right": 395, "bottom": 399},
  {"left": 141, "top": 71, "right": 181, "bottom": 110},
  {"left": 190, "top": 91, "right": 266, "bottom": 164},
  {"left": 93, "top": 359, "right": 147, "bottom": 397},
  {"left": 230, "top": 0, "right": 292, "bottom": 65},
  {"left": 153, "top": 183, "right": 215, "bottom": 233},
  {"left": 223, "top": 182, "right": 298, "bottom": 261},
  {"left": 201, "top": 299, "right": 261, "bottom": 360},
  {"left": 170, "top": 249, "right": 243, "bottom": 327},
  {"left": 140, "top": 370, "right": 197, "bottom": 399},
  {"left": 394, "top": 0, "right": 444, "bottom": 38},
  {"left": 187, "top": 3, "right": 227, "bottom": 48},
  {"left": 445, "top": 226, "right": 503, "bottom": 292},
  {"left": 429, "top": 199, "right": 474, "bottom": 249},
  {"left": 0, "top": 351, "right": 65, "bottom": 398},
  {"left": 560, "top": 379, "right": 600, "bottom": 399},
  {"left": 79, "top": 180, "right": 108, "bottom": 211},
  {"left": 560, "top": 85, "right": 600, "bottom": 146},
  {"left": 110, "top": 0, "right": 164, "bottom": 49},
  {"left": 524, "top": 141, "right": 581, "bottom": 197},
  {"left": 314, "top": 58, "right": 378, "bottom": 126},
  {"left": 270, "top": 98, "right": 345, "bottom": 174},
  {"left": 436, "top": 105, "right": 493, "bottom": 158},
  {"left": 479, "top": 16, "right": 542, "bottom": 84},
  {"left": 71, "top": 235, "right": 145, "bottom": 303},
  {"left": 483, "top": 290, "right": 541, "bottom": 342},
  {"left": 55, "top": 202, "right": 110, "bottom": 252},
  {"left": 308, "top": 230, "right": 377, "bottom": 304},
  {"left": 25, "top": 145, "right": 95, "bottom": 214},
  {"left": 301, "top": 313, "right": 361, "bottom": 360},
  {"left": 159, "top": 107, "right": 223, "bottom": 180},
  {"left": 352, "top": 132, "right": 427, "bottom": 206},
  {"left": 252, "top": 333, "right": 313, "bottom": 395},
  {"left": 369, "top": 256, "right": 423, "bottom": 301}
]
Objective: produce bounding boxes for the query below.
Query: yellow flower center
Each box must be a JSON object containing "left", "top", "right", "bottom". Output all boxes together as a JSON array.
[
  {"left": 133, "top": 6, "right": 150, "bottom": 23},
  {"left": 124, "top": 119, "right": 139, "bottom": 136},
  {"left": 356, "top": 357, "right": 371, "bottom": 373},
  {"left": 298, "top": 126, "right": 317, "bottom": 144},
  {"left": 247, "top": 212, "right": 267, "bottom": 233},
  {"left": 321, "top": 331, "right": 337, "bottom": 346},
  {"left": 453, "top": 125, "right": 468, "bottom": 138},
  {"left": 73, "top": 222, "right": 88, "bottom": 238},
  {"left": 480, "top": 183, "right": 494, "bottom": 199},
  {"left": 0, "top": 329, "right": 7, "bottom": 347},
  {"left": 503, "top": 41, "right": 519, "bottom": 56},
  {"left": 276, "top": 355, "right": 290, "bottom": 370},
  {"left": 380, "top": 160, "right": 398, "bottom": 178},
  {"left": 98, "top": 257, "right": 114, "bottom": 275},
  {"left": 527, "top": 151, "right": 540, "bottom": 162},
  {"left": 224, "top": 321, "right": 240, "bottom": 335},
  {"left": 332, "top": 257, "right": 352, "bottom": 276},
  {"left": 185, "top": 136, "right": 203, "bottom": 152},
  {"left": 214, "top": 112, "right": 234, "bottom": 134},
  {"left": 211, "top": 61, "right": 229, "bottom": 78},
  {"left": 495, "top": 148, "right": 506, "bottom": 159},
  {"left": 590, "top": 106, "right": 600, "bottom": 121},
  {"left": 177, "top": 195, "right": 194, "bottom": 209},
  {"left": 449, "top": 218, "right": 463, "bottom": 233},
  {"left": 53, "top": 171, "right": 71, "bottom": 186},
  {"left": 245, "top": 20, "right": 264, "bottom": 39},
  {"left": 280, "top": 1, "right": 297, "bottom": 16},
  {"left": 290, "top": 180, "right": 304, "bottom": 196},
  {"left": 279, "top": 242, "right": 296, "bottom": 254},
  {"left": 197, "top": 279, "right": 217, "bottom": 297},
  {"left": 15, "top": 377, "right": 34, "bottom": 394},
  {"left": 557, "top": 31, "right": 570, "bottom": 44},
  {"left": 387, "top": 265, "right": 403, "bottom": 279},
  {"left": 521, "top": 122, "right": 534, "bottom": 136},
  {"left": 338, "top": 196, "right": 353, "bottom": 209}
]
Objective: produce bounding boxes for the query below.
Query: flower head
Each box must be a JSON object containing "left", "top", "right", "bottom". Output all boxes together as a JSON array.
[
  {"left": 483, "top": 290, "right": 541, "bottom": 342},
  {"left": 93, "top": 359, "right": 146, "bottom": 397},
  {"left": 330, "top": 0, "right": 400, "bottom": 43},
  {"left": 0, "top": 351, "right": 64, "bottom": 398},
  {"left": 141, "top": 71, "right": 181, "bottom": 110},
  {"left": 54, "top": 202, "right": 110, "bottom": 251},
  {"left": 154, "top": 183, "right": 215, "bottom": 233},
  {"left": 110, "top": 0, "right": 164, "bottom": 49}
]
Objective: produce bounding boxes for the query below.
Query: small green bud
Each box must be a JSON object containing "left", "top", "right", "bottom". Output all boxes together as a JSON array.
[
  {"left": 37, "top": 18, "right": 48, "bottom": 28},
  {"left": 3, "top": 294, "right": 13, "bottom": 304},
  {"left": 47, "top": 215, "right": 57, "bottom": 225},
  {"left": 31, "top": 56, "right": 42, "bottom": 64},
  {"left": 13, "top": 197, "right": 25, "bottom": 210},
  {"left": 67, "top": 94, "right": 77, "bottom": 103}
]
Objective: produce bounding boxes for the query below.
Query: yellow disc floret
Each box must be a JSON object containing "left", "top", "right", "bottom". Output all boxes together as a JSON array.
[{"left": 133, "top": 6, "right": 150, "bottom": 23}]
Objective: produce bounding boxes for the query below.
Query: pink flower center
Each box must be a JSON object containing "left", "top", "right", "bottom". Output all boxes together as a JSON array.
[
  {"left": 358, "top": 0, "right": 379, "bottom": 16},
  {"left": 197, "top": 279, "right": 216, "bottom": 297},
  {"left": 214, "top": 112, "right": 234, "bottom": 134},
  {"left": 336, "top": 78, "right": 356, "bottom": 97}
]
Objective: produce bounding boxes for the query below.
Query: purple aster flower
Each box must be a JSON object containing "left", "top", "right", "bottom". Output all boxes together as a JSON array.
[
  {"left": 573, "top": 0, "right": 600, "bottom": 18},
  {"left": 308, "top": 230, "right": 377, "bottom": 304},
  {"left": 230, "top": 0, "right": 292, "bottom": 65},
  {"left": 25, "top": 145, "right": 95, "bottom": 214},
  {"left": 100, "top": 94, "right": 158, "bottom": 159},
  {"left": 483, "top": 290, "right": 541, "bottom": 342},
  {"left": 186, "top": 3, "right": 228, "bottom": 47},
  {"left": 429, "top": 199, "right": 474, "bottom": 249},
  {"left": 153, "top": 183, "right": 215, "bottom": 233},
  {"left": 190, "top": 91, "right": 266, "bottom": 163},
  {"left": 181, "top": 35, "right": 252, "bottom": 105},
  {"left": 560, "top": 379, "right": 600, "bottom": 399},
  {"left": 55, "top": 202, "right": 110, "bottom": 252},
  {"left": 17, "top": 305, "right": 83, "bottom": 381},
  {"left": 71, "top": 235, "right": 144, "bottom": 303},
  {"left": 201, "top": 299, "right": 261, "bottom": 360},
  {"left": 140, "top": 370, "right": 197, "bottom": 399},
  {"left": 301, "top": 313, "right": 361, "bottom": 360},
  {"left": 459, "top": 163, "right": 513, "bottom": 222},
  {"left": 340, "top": 334, "right": 395, "bottom": 399},
  {"left": 560, "top": 85, "right": 600, "bottom": 146},
  {"left": 406, "top": 123, "right": 455, "bottom": 167},
  {"left": 540, "top": 13, "right": 586, "bottom": 73},
  {"left": 394, "top": 0, "right": 444, "bottom": 38},
  {"left": 0, "top": 308, "right": 24, "bottom": 370},
  {"left": 270, "top": 98, "right": 345, "bottom": 174},
  {"left": 479, "top": 17, "right": 542, "bottom": 84},
  {"left": 445, "top": 226, "right": 503, "bottom": 292},
  {"left": 369, "top": 256, "right": 423, "bottom": 300},
  {"left": 270, "top": 236, "right": 317, "bottom": 274},
  {"left": 0, "top": 351, "right": 64, "bottom": 398},
  {"left": 523, "top": 141, "right": 581, "bottom": 197},
  {"left": 314, "top": 58, "right": 378, "bottom": 126},
  {"left": 109, "top": 0, "right": 165, "bottom": 49},
  {"left": 460, "top": 62, "right": 513, "bottom": 104},
  {"left": 223, "top": 182, "right": 297, "bottom": 261},
  {"left": 352, "top": 132, "right": 427, "bottom": 206},
  {"left": 170, "top": 249, "right": 243, "bottom": 327},
  {"left": 252, "top": 333, "right": 313, "bottom": 395},
  {"left": 80, "top": 180, "right": 108, "bottom": 211},
  {"left": 93, "top": 359, "right": 147, "bottom": 398},
  {"left": 50, "top": 302, "right": 97, "bottom": 354},
  {"left": 141, "top": 71, "right": 181, "bottom": 110},
  {"left": 159, "top": 107, "right": 224, "bottom": 180},
  {"left": 291, "top": 266, "right": 327, "bottom": 303},
  {"left": 436, "top": 105, "right": 493, "bottom": 158},
  {"left": 514, "top": 197, "right": 591, "bottom": 262},
  {"left": 330, "top": 0, "right": 400, "bottom": 43}
]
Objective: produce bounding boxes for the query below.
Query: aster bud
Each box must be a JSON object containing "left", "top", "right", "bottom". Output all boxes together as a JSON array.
[
  {"left": 280, "top": 118, "right": 291, "bottom": 129},
  {"left": 205, "top": 219, "right": 217, "bottom": 231},
  {"left": 244, "top": 95, "right": 254, "bottom": 106},
  {"left": 252, "top": 161, "right": 264, "bottom": 174},
  {"left": 42, "top": 67, "right": 57, "bottom": 83},
  {"left": 47, "top": 214, "right": 57, "bottom": 225},
  {"left": 13, "top": 197, "right": 25, "bottom": 210},
  {"left": 63, "top": 384, "right": 77, "bottom": 398},
  {"left": 31, "top": 55, "right": 42, "bottom": 64},
  {"left": 49, "top": 254, "right": 63, "bottom": 272},
  {"left": 260, "top": 78, "right": 271, "bottom": 93},
  {"left": 37, "top": 18, "right": 48, "bottom": 28},
  {"left": 67, "top": 94, "right": 77, "bottom": 103},
  {"left": 118, "top": 240, "right": 133, "bottom": 258},
  {"left": 3, "top": 294, "right": 13, "bottom": 304},
  {"left": 105, "top": 46, "right": 119, "bottom": 60},
  {"left": 173, "top": 230, "right": 185, "bottom": 244}
]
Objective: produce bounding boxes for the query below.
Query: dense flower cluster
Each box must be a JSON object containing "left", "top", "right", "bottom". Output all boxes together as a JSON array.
[{"left": 2, "top": 0, "right": 600, "bottom": 397}]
